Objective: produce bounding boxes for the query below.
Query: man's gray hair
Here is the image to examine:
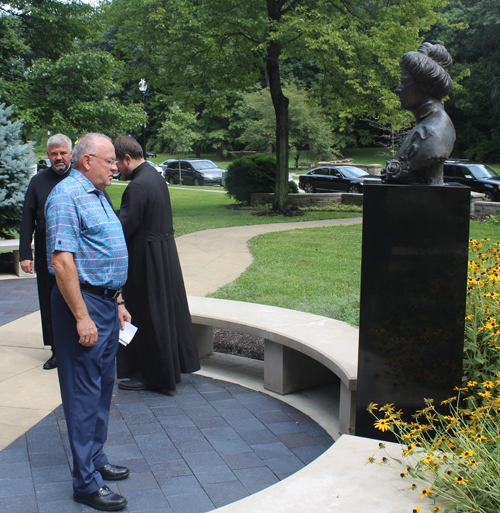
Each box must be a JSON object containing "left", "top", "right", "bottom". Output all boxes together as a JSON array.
[
  {"left": 47, "top": 133, "right": 73, "bottom": 150},
  {"left": 72, "top": 133, "right": 112, "bottom": 166}
]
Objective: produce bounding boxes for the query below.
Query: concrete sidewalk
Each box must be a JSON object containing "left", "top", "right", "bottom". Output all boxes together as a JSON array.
[{"left": 0, "top": 217, "right": 362, "bottom": 451}]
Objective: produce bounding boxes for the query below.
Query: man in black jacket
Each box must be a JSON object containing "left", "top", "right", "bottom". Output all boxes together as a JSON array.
[
  {"left": 113, "top": 136, "right": 200, "bottom": 393},
  {"left": 19, "top": 133, "right": 73, "bottom": 369}
]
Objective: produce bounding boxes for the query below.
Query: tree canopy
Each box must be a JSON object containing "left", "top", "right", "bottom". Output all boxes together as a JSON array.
[
  {"left": 235, "top": 84, "right": 337, "bottom": 167},
  {"left": 0, "top": 1, "right": 145, "bottom": 142},
  {"left": 2, "top": 50, "right": 146, "bottom": 139},
  {"left": 106, "top": 0, "right": 442, "bottom": 209},
  {"left": 1, "top": 0, "right": 498, "bottom": 183},
  {"left": 426, "top": 0, "right": 500, "bottom": 161}
]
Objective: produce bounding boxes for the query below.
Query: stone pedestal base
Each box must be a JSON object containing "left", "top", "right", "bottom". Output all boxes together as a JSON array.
[{"left": 355, "top": 183, "right": 470, "bottom": 440}]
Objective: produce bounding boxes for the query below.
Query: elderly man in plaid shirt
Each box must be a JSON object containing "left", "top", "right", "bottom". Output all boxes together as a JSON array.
[{"left": 46, "top": 133, "right": 131, "bottom": 512}]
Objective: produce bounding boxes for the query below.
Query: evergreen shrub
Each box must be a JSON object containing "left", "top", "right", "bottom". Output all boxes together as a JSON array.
[
  {"left": 224, "top": 153, "right": 276, "bottom": 205},
  {"left": 225, "top": 153, "right": 297, "bottom": 205},
  {"left": 0, "top": 101, "right": 35, "bottom": 237}
]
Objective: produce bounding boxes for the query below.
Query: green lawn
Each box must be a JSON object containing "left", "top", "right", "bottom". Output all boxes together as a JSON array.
[
  {"left": 209, "top": 221, "right": 500, "bottom": 326},
  {"left": 107, "top": 183, "right": 360, "bottom": 237},
  {"left": 210, "top": 224, "right": 363, "bottom": 325}
]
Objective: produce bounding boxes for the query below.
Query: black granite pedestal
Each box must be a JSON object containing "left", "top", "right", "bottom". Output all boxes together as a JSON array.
[{"left": 355, "top": 183, "right": 470, "bottom": 441}]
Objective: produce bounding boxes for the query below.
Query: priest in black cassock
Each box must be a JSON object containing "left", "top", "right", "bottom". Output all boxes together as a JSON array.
[
  {"left": 20, "top": 134, "right": 73, "bottom": 370},
  {"left": 113, "top": 136, "right": 200, "bottom": 393}
]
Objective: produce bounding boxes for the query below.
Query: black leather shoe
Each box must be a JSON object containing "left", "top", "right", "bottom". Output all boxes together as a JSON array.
[
  {"left": 118, "top": 379, "right": 149, "bottom": 391},
  {"left": 97, "top": 464, "right": 130, "bottom": 481},
  {"left": 74, "top": 485, "right": 127, "bottom": 511},
  {"left": 43, "top": 355, "right": 57, "bottom": 370}
]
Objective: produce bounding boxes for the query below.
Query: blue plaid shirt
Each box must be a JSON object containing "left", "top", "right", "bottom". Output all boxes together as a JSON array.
[{"left": 45, "top": 169, "right": 128, "bottom": 289}]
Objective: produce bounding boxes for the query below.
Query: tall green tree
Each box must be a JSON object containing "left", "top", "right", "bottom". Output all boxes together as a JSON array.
[
  {"left": 107, "top": 0, "right": 441, "bottom": 209},
  {"left": 3, "top": 50, "right": 146, "bottom": 139},
  {"left": 159, "top": 103, "right": 200, "bottom": 183},
  {"left": 235, "top": 84, "right": 337, "bottom": 166},
  {"left": 0, "top": 1, "right": 96, "bottom": 74}
]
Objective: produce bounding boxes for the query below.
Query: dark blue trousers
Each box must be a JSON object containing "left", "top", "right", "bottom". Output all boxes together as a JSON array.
[{"left": 52, "top": 285, "right": 119, "bottom": 496}]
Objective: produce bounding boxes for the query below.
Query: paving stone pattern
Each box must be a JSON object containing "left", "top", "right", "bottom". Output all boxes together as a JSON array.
[
  {"left": 0, "top": 277, "right": 333, "bottom": 512},
  {"left": 0, "top": 377, "right": 333, "bottom": 513},
  {"left": 0, "top": 278, "right": 39, "bottom": 327}
]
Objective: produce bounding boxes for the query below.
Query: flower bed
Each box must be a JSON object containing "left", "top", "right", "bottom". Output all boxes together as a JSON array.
[{"left": 369, "top": 239, "right": 500, "bottom": 513}]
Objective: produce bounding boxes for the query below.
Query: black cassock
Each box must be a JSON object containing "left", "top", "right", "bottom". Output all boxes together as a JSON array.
[
  {"left": 19, "top": 167, "right": 70, "bottom": 349},
  {"left": 117, "top": 162, "right": 200, "bottom": 391}
]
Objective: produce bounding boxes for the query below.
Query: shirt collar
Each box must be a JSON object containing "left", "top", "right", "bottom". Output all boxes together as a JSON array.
[
  {"left": 51, "top": 165, "right": 72, "bottom": 178},
  {"left": 131, "top": 161, "right": 149, "bottom": 180},
  {"left": 70, "top": 168, "right": 102, "bottom": 195}
]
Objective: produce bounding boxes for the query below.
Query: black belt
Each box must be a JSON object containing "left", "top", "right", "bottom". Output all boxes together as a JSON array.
[{"left": 80, "top": 283, "right": 122, "bottom": 299}]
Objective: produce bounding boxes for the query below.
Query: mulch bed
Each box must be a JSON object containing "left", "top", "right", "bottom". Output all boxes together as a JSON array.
[{"left": 213, "top": 327, "right": 264, "bottom": 360}]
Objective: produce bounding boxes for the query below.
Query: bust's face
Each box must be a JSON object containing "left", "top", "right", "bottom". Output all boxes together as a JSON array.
[{"left": 395, "top": 69, "right": 429, "bottom": 112}]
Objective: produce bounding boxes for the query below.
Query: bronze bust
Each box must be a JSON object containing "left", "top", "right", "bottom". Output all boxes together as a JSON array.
[{"left": 381, "top": 43, "right": 455, "bottom": 185}]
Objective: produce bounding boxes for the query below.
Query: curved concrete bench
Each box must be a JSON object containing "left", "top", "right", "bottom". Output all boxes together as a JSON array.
[
  {"left": 0, "top": 239, "right": 33, "bottom": 277},
  {"left": 188, "top": 296, "right": 358, "bottom": 437},
  {"left": 213, "top": 434, "right": 430, "bottom": 513},
  {"left": 187, "top": 297, "right": 433, "bottom": 512}
]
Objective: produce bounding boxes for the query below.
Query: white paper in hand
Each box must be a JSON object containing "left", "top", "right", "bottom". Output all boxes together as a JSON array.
[{"left": 119, "top": 321, "right": 138, "bottom": 346}]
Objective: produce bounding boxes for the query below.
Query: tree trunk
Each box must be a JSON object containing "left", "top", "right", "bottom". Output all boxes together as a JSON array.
[{"left": 266, "top": 1, "right": 289, "bottom": 211}]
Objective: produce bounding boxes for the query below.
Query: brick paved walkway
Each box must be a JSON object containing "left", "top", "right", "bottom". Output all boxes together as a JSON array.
[
  {"left": 0, "top": 278, "right": 38, "bottom": 327},
  {"left": 0, "top": 278, "right": 333, "bottom": 513}
]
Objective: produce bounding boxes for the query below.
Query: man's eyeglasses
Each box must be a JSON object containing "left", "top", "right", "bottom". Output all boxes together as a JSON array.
[{"left": 88, "top": 154, "right": 118, "bottom": 167}]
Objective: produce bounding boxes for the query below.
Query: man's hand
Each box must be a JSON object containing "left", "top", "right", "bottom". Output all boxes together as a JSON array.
[
  {"left": 118, "top": 305, "right": 131, "bottom": 330},
  {"left": 20, "top": 260, "right": 34, "bottom": 274},
  {"left": 77, "top": 316, "right": 98, "bottom": 347}
]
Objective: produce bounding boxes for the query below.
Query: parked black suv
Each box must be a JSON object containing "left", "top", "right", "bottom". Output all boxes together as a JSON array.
[
  {"left": 443, "top": 160, "right": 500, "bottom": 201},
  {"left": 161, "top": 159, "right": 225, "bottom": 186}
]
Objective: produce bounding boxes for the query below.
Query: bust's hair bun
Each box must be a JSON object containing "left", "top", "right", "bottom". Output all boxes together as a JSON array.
[
  {"left": 418, "top": 42, "right": 453, "bottom": 72},
  {"left": 400, "top": 43, "right": 453, "bottom": 100}
]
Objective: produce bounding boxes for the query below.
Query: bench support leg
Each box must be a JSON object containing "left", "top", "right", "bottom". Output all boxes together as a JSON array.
[
  {"left": 339, "top": 383, "right": 356, "bottom": 436},
  {"left": 193, "top": 324, "right": 214, "bottom": 358},
  {"left": 12, "top": 250, "right": 23, "bottom": 277},
  {"left": 264, "top": 339, "right": 334, "bottom": 395}
]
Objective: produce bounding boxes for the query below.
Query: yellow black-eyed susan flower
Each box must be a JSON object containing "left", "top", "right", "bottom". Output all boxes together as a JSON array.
[
  {"left": 374, "top": 418, "right": 391, "bottom": 432},
  {"left": 419, "top": 487, "right": 432, "bottom": 498}
]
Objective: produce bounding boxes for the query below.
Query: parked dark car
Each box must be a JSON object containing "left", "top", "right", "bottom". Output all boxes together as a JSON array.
[
  {"left": 298, "top": 165, "right": 381, "bottom": 193},
  {"left": 443, "top": 160, "right": 500, "bottom": 201},
  {"left": 158, "top": 159, "right": 177, "bottom": 174},
  {"left": 145, "top": 151, "right": 157, "bottom": 158},
  {"left": 163, "top": 159, "right": 225, "bottom": 186}
]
